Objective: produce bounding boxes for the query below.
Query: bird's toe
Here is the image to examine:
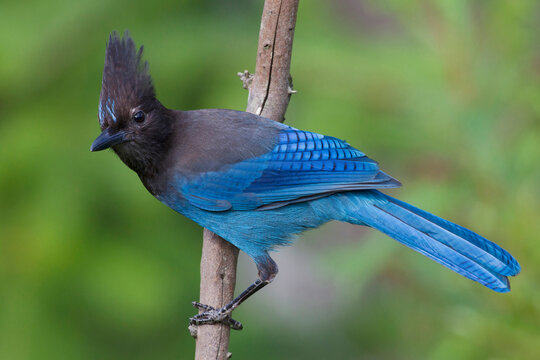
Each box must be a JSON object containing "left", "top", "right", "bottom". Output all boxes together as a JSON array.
[{"left": 189, "top": 304, "right": 243, "bottom": 330}]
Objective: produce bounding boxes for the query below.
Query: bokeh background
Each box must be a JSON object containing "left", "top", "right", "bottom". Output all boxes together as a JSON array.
[{"left": 1, "top": 0, "right": 539, "bottom": 359}]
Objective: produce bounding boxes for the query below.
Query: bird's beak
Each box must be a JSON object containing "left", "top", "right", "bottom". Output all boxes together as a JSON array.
[{"left": 90, "top": 129, "right": 127, "bottom": 152}]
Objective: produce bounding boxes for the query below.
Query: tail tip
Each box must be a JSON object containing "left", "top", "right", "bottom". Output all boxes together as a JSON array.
[{"left": 490, "top": 276, "right": 512, "bottom": 293}]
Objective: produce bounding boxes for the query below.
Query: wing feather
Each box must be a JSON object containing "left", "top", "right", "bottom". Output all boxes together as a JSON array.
[{"left": 180, "top": 127, "right": 401, "bottom": 211}]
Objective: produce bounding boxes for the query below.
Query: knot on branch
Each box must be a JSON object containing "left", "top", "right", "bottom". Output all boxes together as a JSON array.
[
  {"left": 288, "top": 74, "right": 297, "bottom": 94},
  {"left": 237, "top": 70, "right": 254, "bottom": 90},
  {"left": 189, "top": 324, "right": 198, "bottom": 339}
]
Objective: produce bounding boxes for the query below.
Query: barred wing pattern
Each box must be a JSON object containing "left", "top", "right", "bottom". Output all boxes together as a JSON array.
[{"left": 180, "top": 127, "right": 400, "bottom": 211}]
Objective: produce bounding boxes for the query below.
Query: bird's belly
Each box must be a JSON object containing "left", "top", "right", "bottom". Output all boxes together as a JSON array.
[{"left": 155, "top": 192, "right": 328, "bottom": 258}]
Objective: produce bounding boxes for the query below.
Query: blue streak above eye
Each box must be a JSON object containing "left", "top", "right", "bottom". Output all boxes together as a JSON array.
[
  {"left": 106, "top": 98, "right": 117, "bottom": 123},
  {"left": 98, "top": 102, "right": 105, "bottom": 126}
]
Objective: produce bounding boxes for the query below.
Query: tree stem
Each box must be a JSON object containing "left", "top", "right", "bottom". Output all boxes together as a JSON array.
[{"left": 194, "top": 1, "right": 299, "bottom": 359}]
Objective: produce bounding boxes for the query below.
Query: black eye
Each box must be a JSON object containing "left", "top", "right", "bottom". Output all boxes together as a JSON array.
[{"left": 133, "top": 110, "right": 145, "bottom": 123}]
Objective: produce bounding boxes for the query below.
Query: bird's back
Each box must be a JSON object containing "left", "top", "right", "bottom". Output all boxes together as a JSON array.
[
  {"left": 167, "top": 109, "right": 283, "bottom": 175},
  {"left": 155, "top": 109, "right": 399, "bottom": 212}
]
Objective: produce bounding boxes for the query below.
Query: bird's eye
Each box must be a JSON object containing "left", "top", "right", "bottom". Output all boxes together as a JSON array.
[{"left": 133, "top": 110, "right": 145, "bottom": 123}]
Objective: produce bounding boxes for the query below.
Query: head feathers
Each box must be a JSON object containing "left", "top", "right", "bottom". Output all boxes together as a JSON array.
[{"left": 99, "top": 31, "right": 155, "bottom": 128}]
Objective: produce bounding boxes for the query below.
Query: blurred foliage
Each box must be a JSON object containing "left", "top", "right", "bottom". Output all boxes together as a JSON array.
[{"left": 1, "top": 0, "right": 539, "bottom": 359}]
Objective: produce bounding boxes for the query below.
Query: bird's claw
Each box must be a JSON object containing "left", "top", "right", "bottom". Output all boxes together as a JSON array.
[
  {"left": 192, "top": 301, "right": 215, "bottom": 312},
  {"left": 190, "top": 302, "right": 243, "bottom": 330}
]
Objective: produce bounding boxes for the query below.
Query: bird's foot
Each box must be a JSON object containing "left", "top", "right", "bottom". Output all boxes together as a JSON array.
[{"left": 190, "top": 301, "right": 243, "bottom": 330}]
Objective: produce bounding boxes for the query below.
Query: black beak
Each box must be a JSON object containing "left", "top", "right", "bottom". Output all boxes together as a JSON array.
[{"left": 90, "top": 129, "right": 127, "bottom": 152}]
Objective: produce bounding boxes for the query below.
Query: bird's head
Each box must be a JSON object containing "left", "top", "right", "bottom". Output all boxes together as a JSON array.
[{"left": 91, "top": 32, "right": 172, "bottom": 174}]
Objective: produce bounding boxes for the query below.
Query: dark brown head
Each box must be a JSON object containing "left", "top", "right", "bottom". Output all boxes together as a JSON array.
[{"left": 91, "top": 32, "right": 172, "bottom": 175}]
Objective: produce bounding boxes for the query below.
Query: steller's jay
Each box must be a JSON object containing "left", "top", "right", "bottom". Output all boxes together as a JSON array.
[{"left": 91, "top": 32, "right": 520, "bottom": 329}]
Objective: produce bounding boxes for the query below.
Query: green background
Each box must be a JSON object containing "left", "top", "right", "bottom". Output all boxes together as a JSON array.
[{"left": 1, "top": 0, "right": 539, "bottom": 359}]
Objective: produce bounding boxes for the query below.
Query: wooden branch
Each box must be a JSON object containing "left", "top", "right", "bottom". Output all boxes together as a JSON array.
[
  {"left": 193, "top": 1, "right": 299, "bottom": 359},
  {"left": 246, "top": 0, "right": 299, "bottom": 121},
  {"left": 193, "top": 230, "right": 238, "bottom": 360}
]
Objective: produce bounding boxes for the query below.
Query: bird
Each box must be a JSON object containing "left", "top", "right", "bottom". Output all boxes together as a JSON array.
[{"left": 91, "top": 32, "right": 520, "bottom": 329}]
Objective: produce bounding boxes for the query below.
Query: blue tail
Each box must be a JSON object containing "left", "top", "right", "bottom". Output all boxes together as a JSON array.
[{"left": 338, "top": 191, "right": 521, "bottom": 292}]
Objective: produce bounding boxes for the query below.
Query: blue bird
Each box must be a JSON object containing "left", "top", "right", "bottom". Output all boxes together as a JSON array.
[{"left": 91, "top": 33, "right": 520, "bottom": 329}]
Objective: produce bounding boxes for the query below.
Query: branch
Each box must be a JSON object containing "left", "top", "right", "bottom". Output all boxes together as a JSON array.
[
  {"left": 193, "top": 1, "right": 299, "bottom": 359},
  {"left": 246, "top": 0, "right": 298, "bottom": 120}
]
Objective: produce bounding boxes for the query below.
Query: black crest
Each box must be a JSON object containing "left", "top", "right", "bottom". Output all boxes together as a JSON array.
[{"left": 99, "top": 31, "right": 155, "bottom": 128}]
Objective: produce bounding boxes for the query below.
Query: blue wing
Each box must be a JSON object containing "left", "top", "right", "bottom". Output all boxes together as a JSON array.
[{"left": 179, "top": 126, "right": 401, "bottom": 211}]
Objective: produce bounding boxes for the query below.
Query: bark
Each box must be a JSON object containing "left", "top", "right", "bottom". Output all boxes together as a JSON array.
[{"left": 193, "top": 1, "right": 299, "bottom": 359}]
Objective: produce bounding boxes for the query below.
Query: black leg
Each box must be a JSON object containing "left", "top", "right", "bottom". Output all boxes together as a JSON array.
[
  {"left": 190, "top": 279, "right": 269, "bottom": 330},
  {"left": 190, "top": 252, "right": 278, "bottom": 330}
]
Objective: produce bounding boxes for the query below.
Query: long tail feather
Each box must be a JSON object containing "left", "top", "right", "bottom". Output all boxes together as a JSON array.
[{"left": 339, "top": 191, "right": 520, "bottom": 292}]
